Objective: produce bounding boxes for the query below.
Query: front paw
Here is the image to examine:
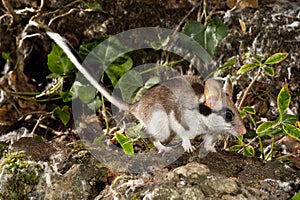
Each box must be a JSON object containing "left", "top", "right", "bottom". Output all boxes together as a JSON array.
[
  {"left": 185, "top": 145, "right": 196, "bottom": 153},
  {"left": 182, "top": 138, "right": 196, "bottom": 153}
]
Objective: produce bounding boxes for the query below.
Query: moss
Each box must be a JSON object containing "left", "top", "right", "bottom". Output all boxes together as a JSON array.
[
  {"left": 71, "top": 142, "right": 86, "bottom": 154},
  {"left": 69, "top": 142, "right": 91, "bottom": 164},
  {"left": 0, "top": 151, "right": 43, "bottom": 199},
  {"left": 0, "top": 142, "right": 8, "bottom": 159}
]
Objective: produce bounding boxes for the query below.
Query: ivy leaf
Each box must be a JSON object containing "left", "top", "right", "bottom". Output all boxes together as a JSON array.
[
  {"left": 204, "top": 18, "right": 229, "bottom": 56},
  {"left": 182, "top": 19, "right": 228, "bottom": 57},
  {"left": 79, "top": 39, "right": 104, "bottom": 58},
  {"left": 283, "top": 123, "right": 300, "bottom": 141},
  {"left": 87, "top": 96, "right": 102, "bottom": 111},
  {"left": 118, "top": 70, "right": 143, "bottom": 103},
  {"left": 78, "top": 85, "right": 96, "bottom": 104},
  {"left": 105, "top": 55, "right": 133, "bottom": 87},
  {"left": 237, "top": 63, "right": 260, "bottom": 74},
  {"left": 256, "top": 121, "right": 278, "bottom": 135},
  {"left": 277, "top": 85, "right": 291, "bottom": 117},
  {"left": 263, "top": 65, "right": 274, "bottom": 76},
  {"left": 60, "top": 90, "right": 74, "bottom": 102},
  {"left": 264, "top": 52, "right": 288, "bottom": 65},
  {"left": 115, "top": 132, "right": 134, "bottom": 155},
  {"left": 53, "top": 105, "right": 70, "bottom": 126},
  {"left": 151, "top": 37, "right": 170, "bottom": 50},
  {"left": 182, "top": 21, "right": 205, "bottom": 46},
  {"left": 132, "top": 76, "right": 160, "bottom": 103},
  {"left": 47, "top": 45, "right": 76, "bottom": 75}
]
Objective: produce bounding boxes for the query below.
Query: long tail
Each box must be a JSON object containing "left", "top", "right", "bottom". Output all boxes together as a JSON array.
[{"left": 46, "top": 32, "right": 129, "bottom": 111}]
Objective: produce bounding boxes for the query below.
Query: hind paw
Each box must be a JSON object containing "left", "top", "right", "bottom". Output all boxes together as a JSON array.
[{"left": 153, "top": 141, "right": 172, "bottom": 153}]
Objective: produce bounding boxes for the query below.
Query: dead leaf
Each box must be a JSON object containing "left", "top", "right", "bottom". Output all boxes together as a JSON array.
[
  {"left": 227, "top": 0, "right": 258, "bottom": 9},
  {"left": 239, "top": 18, "right": 247, "bottom": 33}
]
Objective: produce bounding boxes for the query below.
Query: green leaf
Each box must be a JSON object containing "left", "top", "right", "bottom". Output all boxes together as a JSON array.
[
  {"left": 60, "top": 90, "right": 74, "bottom": 102},
  {"left": 230, "top": 145, "right": 243, "bottom": 151},
  {"left": 256, "top": 121, "right": 278, "bottom": 135},
  {"left": 182, "top": 19, "right": 228, "bottom": 57},
  {"left": 182, "top": 21, "right": 205, "bottom": 46},
  {"left": 127, "top": 123, "right": 145, "bottom": 138},
  {"left": 79, "top": 39, "right": 104, "bottom": 58},
  {"left": 78, "top": 85, "right": 96, "bottom": 103},
  {"left": 151, "top": 37, "right": 170, "bottom": 50},
  {"left": 204, "top": 18, "right": 229, "bottom": 56},
  {"left": 249, "top": 114, "right": 257, "bottom": 129},
  {"left": 263, "top": 65, "right": 274, "bottom": 76},
  {"left": 93, "top": 135, "right": 105, "bottom": 145},
  {"left": 281, "top": 114, "right": 298, "bottom": 124},
  {"left": 87, "top": 96, "right": 102, "bottom": 110},
  {"left": 264, "top": 138, "right": 274, "bottom": 160},
  {"left": 264, "top": 52, "right": 288, "bottom": 65},
  {"left": 242, "top": 52, "right": 251, "bottom": 59},
  {"left": 118, "top": 70, "right": 143, "bottom": 103},
  {"left": 258, "top": 136, "right": 264, "bottom": 158},
  {"left": 277, "top": 85, "right": 291, "bottom": 117},
  {"left": 243, "top": 145, "right": 255, "bottom": 156},
  {"left": 59, "top": 82, "right": 80, "bottom": 102},
  {"left": 236, "top": 135, "right": 244, "bottom": 143},
  {"left": 243, "top": 106, "right": 256, "bottom": 114},
  {"left": 53, "top": 105, "right": 70, "bottom": 126},
  {"left": 115, "top": 132, "right": 134, "bottom": 155},
  {"left": 291, "top": 192, "right": 300, "bottom": 200},
  {"left": 237, "top": 63, "right": 260, "bottom": 74},
  {"left": 105, "top": 55, "right": 133, "bottom": 86},
  {"left": 82, "top": 2, "right": 106, "bottom": 13},
  {"left": 80, "top": 36, "right": 132, "bottom": 77},
  {"left": 2, "top": 52, "right": 9, "bottom": 60},
  {"left": 253, "top": 55, "right": 263, "bottom": 63},
  {"left": 221, "top": 57, "right": 236, "bottom": 68},
  {"left": 283, "top": 123, "right": 300, "bottom": 141},
  {"left": 47, "top": 45, "right": 76, "bottom": 75},
  {"left": 132, "top": 76, "right": 160, "bottom": 103},
  {"left": 239, "top": 110, "right": 246, "bottom": 119}
]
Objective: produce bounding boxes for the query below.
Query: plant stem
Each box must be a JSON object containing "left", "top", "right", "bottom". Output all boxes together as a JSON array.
[
  {"left": 238, "top": 67, "right": 262, "bottom": 110},
  {"left": 237, "top": 136, "right": 258, "bottom": 154}
]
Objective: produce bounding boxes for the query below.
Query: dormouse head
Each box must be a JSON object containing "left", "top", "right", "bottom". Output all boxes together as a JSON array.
[{"left": 201, "top": 76, "right": 246, "bottom": 136}]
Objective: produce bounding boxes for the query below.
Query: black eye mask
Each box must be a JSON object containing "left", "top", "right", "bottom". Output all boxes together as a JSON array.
[{"left": 198, "top": 103, "right": 235, "bottom": 122}]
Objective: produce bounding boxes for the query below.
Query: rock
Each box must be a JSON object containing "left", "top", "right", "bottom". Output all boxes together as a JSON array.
[
  {"left": 44, "top": 164, "right": 108, "bottom": 200},
  {"left": 95, "top": 161, "right": 274, "bottom": 199},
  {"left": 10, "top": 137, "right": 56, "bottom": 161}
]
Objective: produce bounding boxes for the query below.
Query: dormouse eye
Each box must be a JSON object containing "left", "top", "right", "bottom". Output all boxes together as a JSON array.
[{"left": 225, "top": 109, "right": 234, "bottom": 122}]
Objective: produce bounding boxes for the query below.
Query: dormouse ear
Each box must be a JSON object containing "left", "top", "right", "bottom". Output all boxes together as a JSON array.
[
  {"left": 204, "top": 78, "right": 223, "bottom": 111},
  {"left": 223, "top": 75, "right": 233, "bottom": 99}
]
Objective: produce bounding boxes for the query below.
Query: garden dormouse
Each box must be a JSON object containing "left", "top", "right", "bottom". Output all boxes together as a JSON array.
[{"left": 47, "top": 32, "right": 246, "bottom": 155}]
